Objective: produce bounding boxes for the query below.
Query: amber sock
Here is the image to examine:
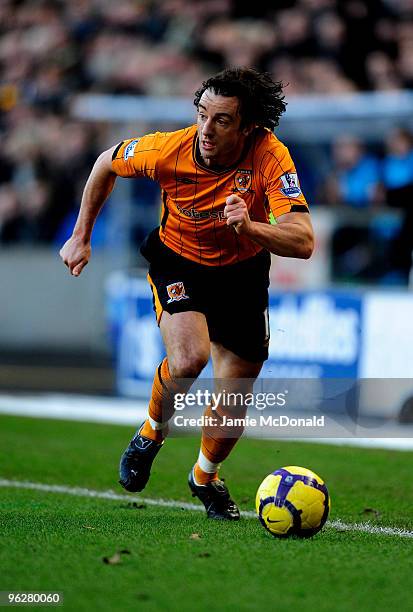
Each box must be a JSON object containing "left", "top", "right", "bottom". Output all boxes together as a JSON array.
[
  {"left": 193, "top": 404, "right": 246, "bottom": 484},
  {"left": 141, "top": 357, "right": 192, "bottom": 442},
  {"left": 148, "top": 358, "right": 180, "bottom": 424},
  {"left": 140, "top": 419, "right": 166, "bottom": 443},
  {"left": 201, "top": 405, "right": 244, "bottom": 461},
  {"left": 193, "top": 460, "right": 219, "bottom": 485}
]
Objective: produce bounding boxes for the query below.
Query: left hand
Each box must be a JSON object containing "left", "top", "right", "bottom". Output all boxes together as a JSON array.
[{"left": 224, "top": 194, "right": 251, "bottom": 235}]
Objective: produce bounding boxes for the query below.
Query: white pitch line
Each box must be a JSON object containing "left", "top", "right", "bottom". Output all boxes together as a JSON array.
[
  {"left": 1, "top": 478, "right": 413, "bottom": 539},
  {"left": 327, "top": 519, "right": 413, "bottom": 538},
  {"left": 0, "top": 478, "right": 205, "bottom": 513}
]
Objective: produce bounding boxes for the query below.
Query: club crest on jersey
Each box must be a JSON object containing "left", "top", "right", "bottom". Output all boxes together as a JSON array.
[
  {"left": 124, "top": 139, "right": 140, "bottom": 160},
  {"left": 166, "top": 281, "right": 189, "bottom": 304},
  {"left": 234, "top": 169, "right": 252, "bottom": 193},
  {"left": 280, "top": 172, "right": 302, "bottom": 198}
]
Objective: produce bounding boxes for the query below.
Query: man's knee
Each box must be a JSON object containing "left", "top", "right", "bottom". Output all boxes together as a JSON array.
[{"left": 168, "top": 350, "right": 209, "bottom": 379}]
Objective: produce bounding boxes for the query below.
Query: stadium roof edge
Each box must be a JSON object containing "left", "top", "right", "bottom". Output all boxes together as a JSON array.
[
  {"left": 71, "top": 90, "right": 413, "bottom": 122},
  {"left": 71, "top": 91, "right": 413, "bottom": 142}
]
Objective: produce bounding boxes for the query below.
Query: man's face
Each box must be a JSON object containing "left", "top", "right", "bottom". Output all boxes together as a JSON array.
[{"left": 197, "top": 89, "right": 251, "bottom": 167}]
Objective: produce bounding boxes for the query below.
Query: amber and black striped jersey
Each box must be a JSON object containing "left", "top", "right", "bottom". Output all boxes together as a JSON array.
[{"left": 112, "top": 124, "right": 309, "bottom": 266}]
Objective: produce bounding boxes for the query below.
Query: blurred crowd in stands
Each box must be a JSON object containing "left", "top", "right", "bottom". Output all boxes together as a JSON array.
[
  {"left": 325, "top": 127, "right": 413, "bottom": 282},
  {"left": 0, "top": 0, "right": 413, "bottom": 281}
]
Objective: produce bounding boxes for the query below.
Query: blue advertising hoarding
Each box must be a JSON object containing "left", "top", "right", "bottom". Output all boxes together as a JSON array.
[{"left": 106, "top": 273, "right": 363, "bottom": 396}]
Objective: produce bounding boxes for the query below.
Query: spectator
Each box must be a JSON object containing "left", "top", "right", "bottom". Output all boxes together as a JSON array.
[
  {"left": 382, "top": 128, "right": 413, "bottom": 280},
  {"left": 382, "top": 128, "right": 413, "bottom": 206},
  {"left": 323, "top": 135, "right": 381, "bottom": 207},
  {"left": 365, "top": 51, "right": 402, "bottom": 91}
]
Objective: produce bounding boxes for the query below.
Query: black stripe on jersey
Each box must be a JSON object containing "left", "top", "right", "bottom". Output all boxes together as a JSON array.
[
  {"left": 174, "top": 128, "right": 189, "bottom": 257},
  {"left": 263, "top": 195, "right": 271, "bottom": 218},
  {"left": 262, "top": 150, "right": 290, "bottom": 184},
  {"left": 290, "top": 204, "right": 309, "bottom": 213},
  {"left": 112, "top": 144, "right": 161, "bottom": 162},
  {"left": 160, "top": 190, "right": 169, "bottom": 230},
  {"left": 260, "top": 149, "right": 293, "bottom": 213},
  {"left": 112, "top": 142, "right": 124, "bottom": 160},
  {"left": 248, "top": 131, "right": 259, "bottom": 258},
  {"left": 210, "top": 175, "right": 222, "bottom": 266},
  {"left": 190, "top": 159, "right": 201, "bottom": 263}
]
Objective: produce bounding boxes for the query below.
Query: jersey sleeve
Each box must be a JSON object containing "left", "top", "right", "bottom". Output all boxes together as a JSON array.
[
  {"left": 261, "top": 143, "right": 309, "bottom": 219},
  {"left": 111, "top": 132, "right": 166, "bottom": 180}
]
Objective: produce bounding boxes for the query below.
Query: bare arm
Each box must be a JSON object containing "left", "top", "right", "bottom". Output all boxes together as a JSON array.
[
  {"left": 243, "top": 211, "right": 314, "bottom": 259},
  {"left": 60, "top": 146, "right": 117, "bottom": 276},
  {"left": 224, "top": 195, "right": 314, "bottom": 259}
]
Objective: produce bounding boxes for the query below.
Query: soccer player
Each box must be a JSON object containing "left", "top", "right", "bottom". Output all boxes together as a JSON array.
[{"left": 60, "top": 68, "right": 314, "bottom": 520}]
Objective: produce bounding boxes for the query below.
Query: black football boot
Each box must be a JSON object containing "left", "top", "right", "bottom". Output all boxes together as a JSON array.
[
  {"left": 119, "top": 423, "right": 164, "bottom": 492},
  {"left": 188, "top": 468, "right": 240, "bottom": 520}
]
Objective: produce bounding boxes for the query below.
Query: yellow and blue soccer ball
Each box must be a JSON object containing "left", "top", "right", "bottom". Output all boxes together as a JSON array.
[{"left": 256, "top": 466, "right": 330, "bottom": 538}]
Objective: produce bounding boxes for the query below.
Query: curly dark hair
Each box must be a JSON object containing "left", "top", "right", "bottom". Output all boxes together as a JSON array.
[{"left": 193, "top": 67, "right": 287, "bottom": 131}]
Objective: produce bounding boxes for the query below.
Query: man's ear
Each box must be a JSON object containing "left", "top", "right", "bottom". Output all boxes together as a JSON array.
[{"left": 241, "top": 124, "right": 254, "bottom": 136}]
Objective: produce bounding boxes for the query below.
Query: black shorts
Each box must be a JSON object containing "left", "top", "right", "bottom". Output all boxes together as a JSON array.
[{"left": 141, "top": 228, "right": 271, "bottom": 363}]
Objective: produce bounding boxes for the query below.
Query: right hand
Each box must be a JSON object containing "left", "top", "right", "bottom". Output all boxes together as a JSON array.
[{"left": 59, "top": 235, "right": 91, "bottom": 276}]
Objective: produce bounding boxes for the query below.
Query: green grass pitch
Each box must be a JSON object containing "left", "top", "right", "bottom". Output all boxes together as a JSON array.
[{"left": 1, "top": 414, "right": 413, "bottom": 611}]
